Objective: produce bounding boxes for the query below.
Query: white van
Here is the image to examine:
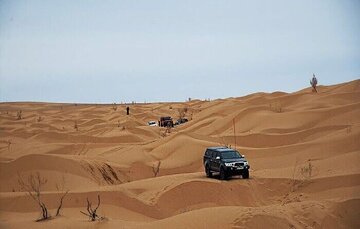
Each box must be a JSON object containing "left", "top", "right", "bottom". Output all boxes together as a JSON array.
[{"left": 148, "top": 121, "right": 158, "bottom": 126}]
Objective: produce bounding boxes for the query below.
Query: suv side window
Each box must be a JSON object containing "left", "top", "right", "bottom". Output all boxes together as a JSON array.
[{"left": 205, "top": 150, "right": 210, "bottom": 157}]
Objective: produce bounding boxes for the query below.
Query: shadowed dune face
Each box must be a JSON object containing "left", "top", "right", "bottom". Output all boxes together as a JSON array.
[{"left": 0, "top": 80, "right": 359, "bottom": 228}]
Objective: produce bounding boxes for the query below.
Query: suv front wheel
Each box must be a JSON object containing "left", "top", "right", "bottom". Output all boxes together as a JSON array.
[
  {"left": 205, "top": 164, "right": 213, "bottom": 178},
  {"left": 242, "top": 169, "right": 249, "bottom": 179},
  {"left": 219, "top": 166, "right": 227, "bottom": 180}
]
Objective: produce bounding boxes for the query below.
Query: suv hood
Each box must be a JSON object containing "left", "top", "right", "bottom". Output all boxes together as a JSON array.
[{"left": 222, "top": 158, "right": 247, "bottom": 163}]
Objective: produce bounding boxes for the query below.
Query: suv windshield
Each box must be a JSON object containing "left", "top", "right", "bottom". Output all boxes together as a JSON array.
[{"left": 221, "top": 151, "right": 242, "bottom": 159}]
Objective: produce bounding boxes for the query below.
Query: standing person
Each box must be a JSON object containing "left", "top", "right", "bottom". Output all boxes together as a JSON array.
[
  {"left": 310, "top": 74, "right": 318, "bottom": 93},
  {"left": 126, "top": 106, "right": 130, "bottom": 115}
]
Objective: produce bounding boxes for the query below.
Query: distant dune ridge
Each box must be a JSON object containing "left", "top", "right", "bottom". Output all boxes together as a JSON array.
[{"left": 0, "top": 80, "right": 359, "bottom": 228}]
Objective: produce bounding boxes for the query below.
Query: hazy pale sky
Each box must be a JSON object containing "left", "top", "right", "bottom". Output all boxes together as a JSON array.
[{"left": 0, "top": 0, "right": 359, "bottom": 103}]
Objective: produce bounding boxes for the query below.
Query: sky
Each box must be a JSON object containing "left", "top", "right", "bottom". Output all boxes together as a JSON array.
[{"left": 0, "top": 0, "right": 359, "bottom": 103}]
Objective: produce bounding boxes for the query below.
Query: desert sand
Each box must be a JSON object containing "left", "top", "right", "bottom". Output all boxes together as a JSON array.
[{"left": 0, "top": 80, "right": 359, "bottom": 228}]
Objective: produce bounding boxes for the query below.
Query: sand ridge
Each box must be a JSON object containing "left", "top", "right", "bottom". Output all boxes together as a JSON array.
[{"left": 0, "top": 80, "right": 359, "bottom": 228}]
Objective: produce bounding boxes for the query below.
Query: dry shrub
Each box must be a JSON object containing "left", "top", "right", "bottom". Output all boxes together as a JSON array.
[
  {"left": 112, "top": 103, "right": 117, "bottom": 111},
  {"left": 16, "top": 110, "right": 22, "bottom": 120},
  {"left": 178, "top": 107, "right": 188, "bottom": 119},
  {"left": 269, "top": 102, "right": 282, "bottom": 113},
  {"left": 80, "top": 195, "right": 106, "bottom": 221},
  {"left": 7, "top": 140, "right": 11, "bottom": 151},
  {"left": 152, "top": 161, "right": 161, "bottom": 177},
  {"left": 18, "top": 172, "right": 69, "bottom": 221},
  {"left": 160, "top": 125, "right": 171, "bottom": 137},
  {"left": 290, "top": 159, "right": 316, "bottom": 193},
  {"left": 346, "top": 125, "right": 352, "bottom": 134},
  {"left": 300, "top": 161, "right": 313, "bottom": 180},
  {"left": 74, "top": 121, "right": 78, "bottom": 131}
]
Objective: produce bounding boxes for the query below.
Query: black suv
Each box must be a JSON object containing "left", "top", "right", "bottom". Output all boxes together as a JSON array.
[
  {"left": 203, "top": 147, "right": 250, "bottom": 180},
  {"left": 175, "top": 118, "right": 188, "bottom": 125},
  {"left": 159, "top": 117, "right": 174, "bottom": 127}
]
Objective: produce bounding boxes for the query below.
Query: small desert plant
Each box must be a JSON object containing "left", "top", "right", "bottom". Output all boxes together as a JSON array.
[
  {"left": 165, "top": 125, "right": 172, "bottom": 135},
  {"left": 310, "top": 74, "right": 318, "bottom": 93},
  {"left": 16, "top": 110, "right": 22, "bottom": 120},
  {"left": 7, "top": 140, "right": 11, "bottom": 151},
  {"left": 55, "top": 190, "right": 69, "bottom": 217},
  {"left": 152, "top": 161, "right": 161, "bottom": 177},
  {"left": 112, "top": 103, "right": 117, "bottom": 111},
  {"left": 285, "top": 160, "right": 315, "bottom": 205},
  {"left": 346, "top": 125, "right": 352, "bottom": 134},
  {"left": 17, "top": 173, "right": 49, "bottom": 221},
  {"left": 74, "top": 121, "right": 78, "bottom": 131},
  {"left": 55, "top": 175, "right": 68, "bottom": 217},
  {"left": 289, "top": 159, "right": 316, "bottom": 193},
  {"left": 37, "top": 116, "right": 43, "bottom": 122},
  {"left": 178, "top": 107, "right": 188, "bottom": 119},
  {"left": 80, "top": 195, "right": 105, "bottom": 221},
  {"left": 269, "top": 102, "right": 282, "bottom": 113},
  {"left": 300, "top": 161, "right": 313, "bottom": 180},
  {"left": 17, "top": 172, "right": 69, "bottom": 221}
]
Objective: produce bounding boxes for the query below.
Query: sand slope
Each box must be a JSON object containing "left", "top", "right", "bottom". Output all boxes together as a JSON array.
[{"left": 0, "top": 80, "right": 359, "bottom": 228}]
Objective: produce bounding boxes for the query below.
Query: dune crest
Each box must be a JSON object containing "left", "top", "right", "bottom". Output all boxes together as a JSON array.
[{"left": 0, "top": 80, "right": 359, "bottom": 228}]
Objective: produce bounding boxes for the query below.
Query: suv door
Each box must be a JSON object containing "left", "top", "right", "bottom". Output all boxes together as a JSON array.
[
  {"left": 209, "top": 151, "right": 216, "bottom": 171},
  {"left": 204, "top": 150, "right": 211, "bottom": 165},
  {"left": 212, "top": 151, "right": 221, "bottom": 172}
]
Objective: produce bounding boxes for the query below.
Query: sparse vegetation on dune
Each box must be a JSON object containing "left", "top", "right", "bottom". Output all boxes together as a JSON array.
[
  {"left": 0, "top": 80, "right": 359, "bottom": 228},
  {"left": 269, "top": 102, "right": 283, "bottom": 113},
  {"left": 16, "top": 110, "right": 22, "bottom": 120},
  {"left": 17, "top": 172, "right": 69, "bottom": 221},
  {"left": 80, "top": 195, "right": 106, "bottom": 221},
  {"left": 111, "top": 103, "right": 117, "bottom": 111},
  {"left": 37, "top": 116, "right": 43, "bottom": 122},
  {"left": 152, "top": 160, "right": 161, "bottom": 177},
  {"left": 178, "top": 107, "right": 188, "bottom": 119}
]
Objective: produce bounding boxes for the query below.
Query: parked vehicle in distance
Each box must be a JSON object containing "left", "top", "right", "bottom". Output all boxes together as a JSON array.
[
  {"left": 175, "top": 118, "right": 188, "bottom": 125},
  {"left": 203, "top": 146, "right": 250, "bottom": 180},
  {"left": 148, "top": 121, "right": 157, "bottom": 126},
  {"left": 159, "top": 116, "right": 174, "bottom": 127}
]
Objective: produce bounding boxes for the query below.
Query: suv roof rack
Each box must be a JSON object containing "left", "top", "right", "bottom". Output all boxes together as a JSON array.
[{"left": 207, "top": 146, "right": 237, "bottom": 152}]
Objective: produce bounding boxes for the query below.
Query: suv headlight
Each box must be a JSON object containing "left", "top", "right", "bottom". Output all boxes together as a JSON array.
[
  {"left": 225, "top": 162, "right": 235, "bottom": 167},
  {"left": 244, "top": 161, "right": 248, "bottom": 165}
]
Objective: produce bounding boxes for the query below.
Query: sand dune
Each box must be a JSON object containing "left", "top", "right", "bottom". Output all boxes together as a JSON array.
[{"left": 0, "top": 80, "right": 359, "bottom": 228}]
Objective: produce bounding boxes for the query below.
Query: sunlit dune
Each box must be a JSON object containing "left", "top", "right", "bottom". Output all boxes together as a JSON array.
[{"left": 0, "top": 80, "right": 359, "bottom": 228}]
